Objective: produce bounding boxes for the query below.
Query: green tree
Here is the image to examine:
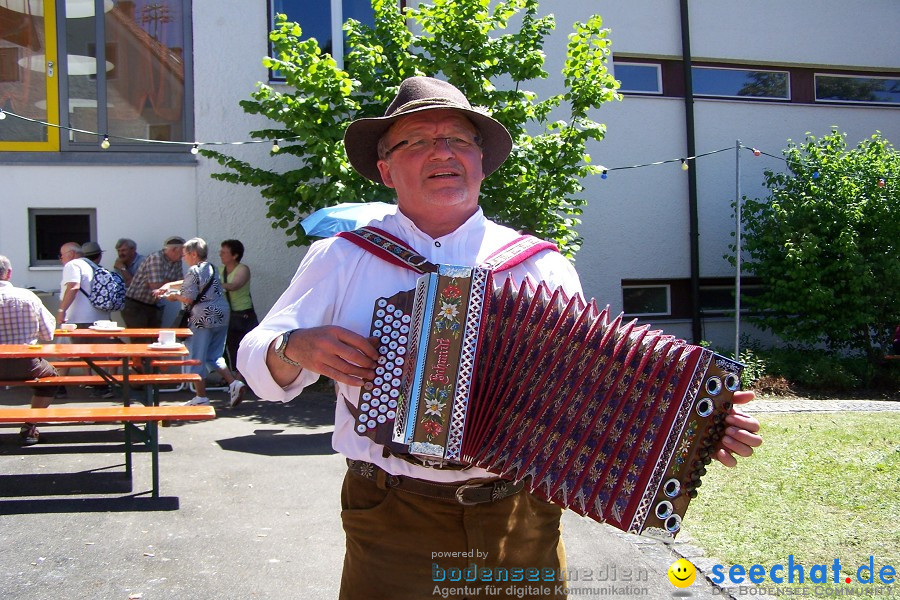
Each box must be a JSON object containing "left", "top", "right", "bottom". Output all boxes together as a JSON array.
[
  {"left": 738, "top": 130, "right": 900, "bottom": 360},
  {"left": 202, "top": 0, "right": 619, "bottom": 258}
]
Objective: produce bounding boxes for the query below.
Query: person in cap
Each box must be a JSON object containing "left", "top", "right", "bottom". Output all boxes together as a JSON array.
[
  {"left": 238, "top": 77, "right": 762, "bottom": 599},
  {"left": 57, "top": 241, "right": 110, "bottom": 326},
  {"left": 122, "top": 236, "right": 184, "bottom": 328}
]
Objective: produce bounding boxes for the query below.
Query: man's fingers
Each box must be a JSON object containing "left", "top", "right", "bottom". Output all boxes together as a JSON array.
[{"left": 731, "top": 390, "right": 755, "bottom": 405}]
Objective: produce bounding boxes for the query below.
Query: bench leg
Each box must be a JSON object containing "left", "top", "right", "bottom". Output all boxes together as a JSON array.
[
  {"left": 124, "top": 423, "right": 133, "bottom": 478},
  {"left": 148, "top": 420, "right": 160, "bottom": 498}
]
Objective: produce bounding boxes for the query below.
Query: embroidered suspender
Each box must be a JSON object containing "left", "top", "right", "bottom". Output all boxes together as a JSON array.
[{"left": 335, "top": 226, "right": 559, "bottom": 273}]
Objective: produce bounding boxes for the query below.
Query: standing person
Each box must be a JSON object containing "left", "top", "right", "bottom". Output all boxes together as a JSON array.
[
  {"left": 218, "top": 239, "right": 258, "bottom": 383},
  {"left": 157, "top": 238, "right": 246, "bottom": 407},
  {"left": 237, "top": 77, "right": 763, "bottom": 599},
  {"left": 0, "top": 255, "right": 58, "bottom": 446},
  {"left": 121, "top": 236, "right": 184, "bottom": 328},
  {"left": 57, "top": 242, "right": 109, "bottom": 326},
  {"left": 113, "top": 238, "right": 145, "bottom": 286}
]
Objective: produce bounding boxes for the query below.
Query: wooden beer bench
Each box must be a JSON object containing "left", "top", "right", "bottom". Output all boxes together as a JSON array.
[{"left": 0, "top": 405, "right": 215, "bottom": 497}]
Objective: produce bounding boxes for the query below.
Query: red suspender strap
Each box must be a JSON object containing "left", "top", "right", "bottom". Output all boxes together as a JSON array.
[
  {"left": 481, "top": 235, "right": 559, "bottom": 272},
  {"left": 336, "top": 229, "right": 557, "bottom": 274},
  {"left": 335, "top": 227, "right": 437, "bottom": 274}
]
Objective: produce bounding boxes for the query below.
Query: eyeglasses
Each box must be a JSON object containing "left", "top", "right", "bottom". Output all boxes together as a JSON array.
[{"left": 384, "top": 135, "right": 482, "bottom": 158}]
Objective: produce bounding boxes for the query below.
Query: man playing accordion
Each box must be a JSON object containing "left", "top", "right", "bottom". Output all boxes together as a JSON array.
[{"left": 238, "top": 76, "right": 762, "bottom": 600}]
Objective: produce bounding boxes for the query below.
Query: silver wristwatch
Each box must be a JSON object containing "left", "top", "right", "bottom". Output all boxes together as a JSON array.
[{"left": 273, "top": 330, "right": 302, "bottom": 367}]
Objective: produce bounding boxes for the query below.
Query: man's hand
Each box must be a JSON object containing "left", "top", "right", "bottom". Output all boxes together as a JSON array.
[
  {"left": 714, "top": 390, "right": 763, "bottom": 467},
  {"left": 268, "top": 326, "right": 379, "bottom": 387}
]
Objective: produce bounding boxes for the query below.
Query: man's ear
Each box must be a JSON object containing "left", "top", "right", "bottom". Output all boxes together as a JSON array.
[{"left": 377, "top": 160, "right": 396, "bottom": 189}]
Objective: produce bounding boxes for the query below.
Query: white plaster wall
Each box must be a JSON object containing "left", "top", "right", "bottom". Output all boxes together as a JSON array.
[
  {"left": 191, "top": 0, "right": 311, "bottom": 317},
  {"left": 0, "top": 164, "right": 196, "bottom": 296}
]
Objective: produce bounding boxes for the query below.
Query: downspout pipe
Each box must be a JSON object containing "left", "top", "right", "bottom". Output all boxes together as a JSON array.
[{"left": 679, "top": 0, "right": 702, "bottom": 344}]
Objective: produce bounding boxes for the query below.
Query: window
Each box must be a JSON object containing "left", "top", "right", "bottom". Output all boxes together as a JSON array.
[
  {"left": 29, "top": 208, "right": 96, "bottom": 266},
  {"left": 269, "top": 0, "right": 380, "bottom": 79},
  {"left": 699, "top": 284, "right": 763, "bottom": 316},
  {"left": 622, "top": 285, "right": 671, "bottom": 317},
  {"left": 0, "top": 0, "right": 193, "bottom": 152},
  {"left": 815, "top": 74, "right": 900, "bottom": 105},
  {"left": 614, "top": 62, "right": 662, "bottom": 94},
  {"left": 692, "top": 66, "right": 789, "bottom": 100}
]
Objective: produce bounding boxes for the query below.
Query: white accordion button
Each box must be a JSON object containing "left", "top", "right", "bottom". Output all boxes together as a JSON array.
[
  {"left": 386, "top": 303, "right": 395, "bottom": 313},
  {"left": 359, "top": 403, "right": 369, "bottom": 412},
  {"left": 401, "top": 315, "right": 410, "bottom": 324},
  {"left": 377, "top": 299, "right": 388, "bottom": 308},
  {"left": 376, "top": 309, "right": 385, "bottom": 318},
  {"left": 367, "top": 419, "right": 376, "bottom": 429},
  {"left": 387, "top": 410, "right": 396, "bottom": 419},
  {"left": 377, "top": 414, "right": 387, "bottom": 424},
  {"left": 356, "top": 424, "right": 367, "bottom": 433}
]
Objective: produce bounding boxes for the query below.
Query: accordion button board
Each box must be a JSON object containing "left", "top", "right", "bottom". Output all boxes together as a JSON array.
[{"left": 346, "top": 264, "right": 743, "bottom": 537}]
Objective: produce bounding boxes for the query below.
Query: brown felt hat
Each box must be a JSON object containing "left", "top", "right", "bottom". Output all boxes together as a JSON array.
[{"left": 343, "top": 76, "right": 513, "bottom": 184}]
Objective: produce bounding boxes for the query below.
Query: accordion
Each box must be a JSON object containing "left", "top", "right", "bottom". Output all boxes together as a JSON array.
[{"left": 348, "top": 264, "right": 742, "bottom": 537}]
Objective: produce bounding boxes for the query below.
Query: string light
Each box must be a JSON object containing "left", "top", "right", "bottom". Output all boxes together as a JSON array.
[{"left": 0, "top": 108, "right": 893, "bottom": 186}]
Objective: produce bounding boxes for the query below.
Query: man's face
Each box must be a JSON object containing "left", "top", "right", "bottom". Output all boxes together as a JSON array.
[
  {"left": 376, "top": 109, "right": 484, "bottom": 216},
  {"left": 117, "top": 245, "right": 136, "bottom": 264},
  {"left": 58, "top": 245, "right": 77, "bottom": 265},
  {"left": 163, "top": 245, "right": 183, "bottom": 263}
]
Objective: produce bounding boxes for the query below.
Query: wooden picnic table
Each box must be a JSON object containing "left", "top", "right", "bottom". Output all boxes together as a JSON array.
[
  {"left": 0, "top": 343, "right": 192, "bottom": 406},
  {"left": 54, "top": 327, "right": 193, "bottom": 339},
  {"left": 0, "top": 343, "right": 210, "bottom": 497}
]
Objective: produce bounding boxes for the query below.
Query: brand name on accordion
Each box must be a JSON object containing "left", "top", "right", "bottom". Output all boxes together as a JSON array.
[{"left": 429, "top": 337, "right": 453, "bottom": 385}]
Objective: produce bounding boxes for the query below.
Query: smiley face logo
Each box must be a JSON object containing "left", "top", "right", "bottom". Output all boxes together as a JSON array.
[{"left": 667, "top": 558, "right": 697, "bottom": 588}]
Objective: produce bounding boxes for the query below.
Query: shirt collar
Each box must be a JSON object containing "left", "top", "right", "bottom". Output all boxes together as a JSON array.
[
  {"left": 392, "top": 206, "right": 485, "bottom": 244},
  {"left": 0, "top": 280, "right": 11, "bottom": 288}
]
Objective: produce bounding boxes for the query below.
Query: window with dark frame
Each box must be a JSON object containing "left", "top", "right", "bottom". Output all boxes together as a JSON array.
[
  {"left": 613, "top": 62, "right": 663, "bottom": 94},
  {"left": 623, "top": 285, "right": 671, "bottom": 317},
  {"left": 815, "top": 74, "right": 900, "bottom": 105},
  {"left": 692, "top": 66, "right": 790, "bottom": 100},
  {"left": 29, "top": 208, "right": 97, "bottom": 267}
]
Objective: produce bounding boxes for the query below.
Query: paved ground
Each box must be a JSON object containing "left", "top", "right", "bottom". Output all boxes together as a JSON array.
[{"left": 1, "top": 385, "right": 896, "bottom": 600}]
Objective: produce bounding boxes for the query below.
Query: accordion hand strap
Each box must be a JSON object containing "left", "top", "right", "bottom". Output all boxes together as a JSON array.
[{"left": 336, "top": 226, "right": 558, "bottom": 274}]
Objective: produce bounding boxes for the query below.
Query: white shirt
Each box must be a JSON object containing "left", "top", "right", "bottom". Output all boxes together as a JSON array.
[
  {"left": 239, "top": 208, "right": 583, "bottom": 482},
  {"left": 60, "top": 258, "right": 110, "bottom": 324}
]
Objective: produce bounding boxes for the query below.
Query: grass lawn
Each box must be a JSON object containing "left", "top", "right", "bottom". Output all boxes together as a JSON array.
[{"left": 684, "top": 412, "right": 899, "bottom": 598}]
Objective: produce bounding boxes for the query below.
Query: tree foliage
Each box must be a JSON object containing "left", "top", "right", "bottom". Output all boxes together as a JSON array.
[
  {"left": 738, "top": 130, "right": 900, "bottom": 359},
  {"left": 201, "top": 0, "right": 619, "bottom": 258}
]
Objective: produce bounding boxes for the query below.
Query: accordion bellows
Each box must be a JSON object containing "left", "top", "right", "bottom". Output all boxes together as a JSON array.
[{"left": 348, "top": 265, "right": 742, "bottom": 537}]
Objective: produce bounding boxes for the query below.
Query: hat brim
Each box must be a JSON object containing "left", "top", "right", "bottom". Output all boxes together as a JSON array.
[{"left": 344, "top": 106, "right": 512, "bottom": 184}]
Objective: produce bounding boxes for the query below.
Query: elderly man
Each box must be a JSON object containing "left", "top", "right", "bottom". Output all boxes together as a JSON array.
[
  {"left": 0, "top": 255, "right": 57, "bottom": 445},
  {"left": 122, "top": 236, "right": 184, "bottom": 328},
  {"left": 58, "top": 242, "right": 109, "bottom": 326},
  {"left": 238, "top": 77, "right": 763, "bottom": 599},
  {"left": 113, "top": 238, "right": 145, "bottom": 286}
]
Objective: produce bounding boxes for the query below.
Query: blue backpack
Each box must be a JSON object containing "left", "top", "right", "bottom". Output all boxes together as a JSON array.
[{"left": 80, "top": 260, "right": 127, "bottom": 312}]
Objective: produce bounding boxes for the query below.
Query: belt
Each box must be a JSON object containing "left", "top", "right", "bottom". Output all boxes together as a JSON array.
[{"left": 346, "top": 459, "right": 525, "bottom": 505}]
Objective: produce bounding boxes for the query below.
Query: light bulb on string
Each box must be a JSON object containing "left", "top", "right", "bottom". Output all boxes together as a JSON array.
[
  {"left": 752, "top": 148, "right": 761, "bottom": 157},
  {"left": 190, "top": 143, "right": 199, "bottom": 155},
  {"left": 877, "top": 178, "right": 885, "bottom": 188},
  {"left": 100, "top": 135, "right": 110, "bottom": 149},
  {"left": 0, "top": 109, "right": 6, "bottom": 120},
  {"left": 271, "top": 139, "right": 281, "bottom": 153},
  {"left": 812, "top": 171, "right": 820, "bottom": 179},
  {"left": 681, "top": 159, "right": 689, "bottom": 171}
]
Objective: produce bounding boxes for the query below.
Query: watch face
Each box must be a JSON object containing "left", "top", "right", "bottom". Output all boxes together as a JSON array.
[{"left": 276, "top": 333, "right": 288, "bottom": 352}]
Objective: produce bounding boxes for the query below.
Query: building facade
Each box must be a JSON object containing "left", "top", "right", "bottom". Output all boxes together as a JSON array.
[{"left": 1, "top": 0, "right": 897, "bottom": 348}]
